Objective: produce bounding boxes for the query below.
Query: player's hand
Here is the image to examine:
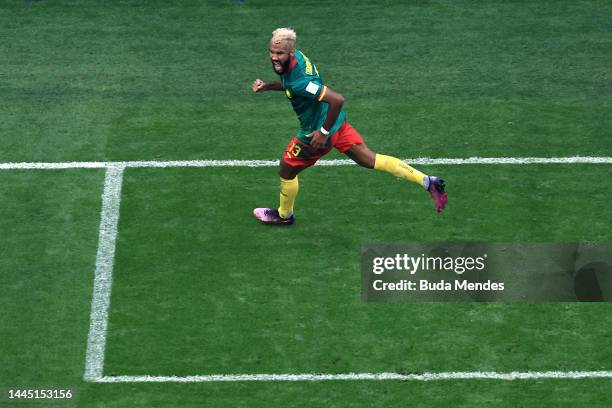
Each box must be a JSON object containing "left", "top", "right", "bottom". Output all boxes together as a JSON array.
[
  {"left": 307, "top": 129, "right": 328, "bottom": 150},
  {"left": 252, "top": 79, "right": 266, "bottom": 93}
]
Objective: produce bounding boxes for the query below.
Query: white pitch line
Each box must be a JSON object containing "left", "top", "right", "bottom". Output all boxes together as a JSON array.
[
  {"left": 0, "top": 156, "right": 611, "bottom": 170},
  {"left": 91, "top": 371, "right": 612, "bottom": 383},
  {"left": 84, "top": 165, "right": 125, "bottom": 381}
]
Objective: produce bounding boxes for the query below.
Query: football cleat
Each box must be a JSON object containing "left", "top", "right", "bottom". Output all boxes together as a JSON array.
[
  {"left": 428, "top": 176, "right": 448, "bottom": 213},
  {"left": 253, "top": 208, "right": 295, "bottom": 225}
]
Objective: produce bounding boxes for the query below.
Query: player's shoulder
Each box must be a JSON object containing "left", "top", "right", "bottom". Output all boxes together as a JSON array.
[{"left": 292, "top": 49, "right": 320, "bottom": 79}]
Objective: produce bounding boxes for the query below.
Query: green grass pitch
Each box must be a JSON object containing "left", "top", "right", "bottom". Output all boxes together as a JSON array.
[{"left": 1, "top": 0, "right": 612, "bottom": 406}]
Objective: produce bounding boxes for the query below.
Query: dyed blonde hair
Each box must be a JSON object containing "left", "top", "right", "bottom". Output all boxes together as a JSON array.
[{"left": 271, "top": 27, "right": 296, "bottom": 49}]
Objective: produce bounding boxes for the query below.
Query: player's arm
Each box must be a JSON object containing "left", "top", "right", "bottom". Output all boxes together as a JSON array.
[
  {"left": 319, "top": 87, "right": 344, "bottom": 134},
  {"left": 252, "top": 79, "right": 284, "bottom": 92},
  {"left": 309, "top": 87, "right": 345, "bottom": 149}
]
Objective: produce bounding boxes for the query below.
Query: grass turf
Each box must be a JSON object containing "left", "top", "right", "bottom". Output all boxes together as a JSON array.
[
  {"left": 104, "top": 165, "right": 612, "bottom": 377},
  {"left": 1, "top": 0, "right": 610, "bottom": 162},
  {"left": 1, "top": 0, "right": 611, "bottom": 406},
  {"left": 0, "top": 170, "right": 102, "bottom": 393}
]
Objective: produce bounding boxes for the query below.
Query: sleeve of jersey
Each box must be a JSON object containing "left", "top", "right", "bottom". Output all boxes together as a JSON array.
[{"left": 291, "top": 77, "right": 327, "bottom": 101}]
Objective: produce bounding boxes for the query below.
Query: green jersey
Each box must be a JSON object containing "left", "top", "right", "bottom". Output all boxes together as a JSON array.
[{"left": 281, "top": 50, "right": 345, "bottom": 146}]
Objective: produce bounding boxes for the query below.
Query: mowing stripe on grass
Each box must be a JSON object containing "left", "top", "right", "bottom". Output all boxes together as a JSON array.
[
  {"left": 92, "top": 371, "right": 612, "bottom": 383},
  {"left": 0, "top": 156, "right": 611, "bottom": 170},
  {"left": 84, "top": 165, "right": 125, "bottom": 381}
]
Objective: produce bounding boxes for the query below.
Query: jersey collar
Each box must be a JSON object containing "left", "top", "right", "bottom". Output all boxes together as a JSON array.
[{"left": 284, "top": 55, "right": 298, "bottom": 75}]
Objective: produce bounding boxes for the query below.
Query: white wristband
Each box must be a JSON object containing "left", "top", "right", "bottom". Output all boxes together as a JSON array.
[{"left": 320, "top": 127, "right": 330, "bottom": 136}]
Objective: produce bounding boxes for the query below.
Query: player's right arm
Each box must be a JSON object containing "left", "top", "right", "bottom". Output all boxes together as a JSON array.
[{"left": 252, "top": 79, "right": 284, "bottom": 92}]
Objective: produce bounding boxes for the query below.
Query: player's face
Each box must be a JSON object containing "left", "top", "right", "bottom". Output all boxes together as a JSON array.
[{"left": 269, "top": 41, "right": 293, "bottom": 75}]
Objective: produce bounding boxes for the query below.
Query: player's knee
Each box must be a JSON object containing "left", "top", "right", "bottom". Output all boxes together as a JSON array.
[
  {"left": 278, "top": 162, "right": 300, "bottom": 179},
  {"left": 346, "top": 145, "right": 374, "bottom": 169},
  {"left": 357, "top": 151, "right": 376, "bottom": 169},
  {"left": 364, "top": 155, "right": 376, "bottom": 169}
]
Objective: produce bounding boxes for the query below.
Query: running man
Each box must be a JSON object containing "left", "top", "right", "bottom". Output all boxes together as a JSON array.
[{"left": 252, "top": 28, "right": 447, "bottom": 225}]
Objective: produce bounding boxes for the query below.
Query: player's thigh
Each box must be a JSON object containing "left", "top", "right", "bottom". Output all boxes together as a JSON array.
[{"left": 280, "top": 137, "right": 329, "bottom": 178}]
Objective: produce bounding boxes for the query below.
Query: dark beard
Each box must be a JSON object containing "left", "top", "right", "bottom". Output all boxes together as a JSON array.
[{"left": 272, "top": 58, "right": 291, "bottom": 75}]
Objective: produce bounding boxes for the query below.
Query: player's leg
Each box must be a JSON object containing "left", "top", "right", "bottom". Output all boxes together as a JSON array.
[
  {"left": 253, "top": 137, "right": 328, "bottom": 225},
  {"left": 335, "top": 122, "right": 447, "bottom": 212},
  {"left": 277, "top": 160, "right": 303, "bottom": 219},
  {"left": 253, "top": 161, "right": 304, "bottom": 225},
  {"left": 347, "top": 144, "right": 447, "bottom": 212},
  {"left": 347, "top": 144, "right": 426, "bottom": 185},
  {"left": 343, "top": 142, "right": 376, "bottom": 168}
]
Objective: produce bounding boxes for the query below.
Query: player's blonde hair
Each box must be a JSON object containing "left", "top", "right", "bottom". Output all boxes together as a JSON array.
[{"left": 271, "top": 27, "right": 296, "bottom": 49}]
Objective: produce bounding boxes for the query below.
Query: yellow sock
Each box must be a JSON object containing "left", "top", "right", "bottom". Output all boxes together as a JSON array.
[
  {"left": 374, "top": 154, "right": 427, "bottom": 187},
  {"left": 278, "top": 176, "right": 299, "bottom": 218}
]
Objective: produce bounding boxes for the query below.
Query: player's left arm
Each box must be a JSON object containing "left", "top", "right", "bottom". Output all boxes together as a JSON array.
[{"left": 309, "top": 87, "right": 345, "bottom": 149}]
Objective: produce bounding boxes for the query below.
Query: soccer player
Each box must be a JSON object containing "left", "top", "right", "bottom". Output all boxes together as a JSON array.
[{"left": 252, "top": 28, "right": 447, "bottom": 225}]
